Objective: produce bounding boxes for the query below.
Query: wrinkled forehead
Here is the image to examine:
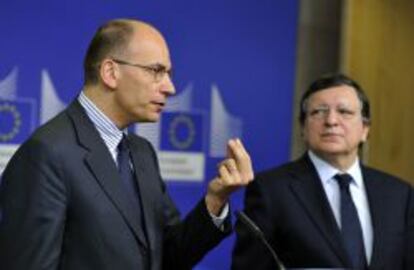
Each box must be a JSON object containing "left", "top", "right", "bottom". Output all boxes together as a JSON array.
[{"left": 307, "top": 85, "right": 362, "bottom": 108}]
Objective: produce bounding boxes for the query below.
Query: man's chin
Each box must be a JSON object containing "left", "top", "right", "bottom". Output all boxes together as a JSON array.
[
  {"left": 313, "top": 145, "right": 348, "bottom": 155},
  {"left": 321, "top": 148, "right": 346, "bottom": 155},
  {"left": 137, "top": 114, "right": 161, "bottom": 123}
]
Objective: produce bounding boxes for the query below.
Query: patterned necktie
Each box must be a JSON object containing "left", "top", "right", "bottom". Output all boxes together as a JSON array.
[
  {"left": 117, "top": 135, "right": 147, "bottom": 238},
  {"left": 335, "top": 173, "right": 367, "bottom": 269}
]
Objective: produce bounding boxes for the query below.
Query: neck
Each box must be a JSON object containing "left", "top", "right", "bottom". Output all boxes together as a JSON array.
[
  {"left": 83, "top": 85, "right": 128, "bottom": 129},
  {"left": 313, "top": 151, "right": 358, "bottom": 171}
]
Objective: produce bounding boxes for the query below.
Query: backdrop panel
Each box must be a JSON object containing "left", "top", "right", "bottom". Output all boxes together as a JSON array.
[{"left": 0, "top": 1, "right": 298, "bottom": 268}]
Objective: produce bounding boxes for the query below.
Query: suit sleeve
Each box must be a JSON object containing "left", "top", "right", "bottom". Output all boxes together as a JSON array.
[
  {"left": 143, "top": 140, "right": 232, "bottom": 270},
  {"left": 404, "top": 186, "right": 414, "bottom": 269},
  {"left": 231, "top": 174, "right": 279, "bottom": 270},
  {"left": 0, "top": 139, "right": 67, "bottom": 270}
]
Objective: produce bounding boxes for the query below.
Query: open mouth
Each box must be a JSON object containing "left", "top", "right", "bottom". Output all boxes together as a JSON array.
[{"left": 152, "top": 101, "right": 165, "bottom": 112}]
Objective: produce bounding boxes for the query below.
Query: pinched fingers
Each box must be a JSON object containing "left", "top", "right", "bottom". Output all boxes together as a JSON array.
[
  {"left": 227, "top": 138, "right": 254, "bottom": 183},
  {"left": 217, "top": 158, "right": 242, "bottom": 186},
  {"left": 205, "top": 139, "right": 254, "bottom": 214}
]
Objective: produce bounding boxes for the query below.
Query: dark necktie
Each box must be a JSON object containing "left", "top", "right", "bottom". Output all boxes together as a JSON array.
[
  {"left": 335, "top": 173, "right": 367, "bottom": 269},
  {"left": 117, "top": 135, "right": 147, "bottom": 240}
]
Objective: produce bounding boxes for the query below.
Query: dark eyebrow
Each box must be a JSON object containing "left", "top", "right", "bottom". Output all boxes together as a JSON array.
[{"left": 150, "top": 63, "right": 171, "bottom": 70}]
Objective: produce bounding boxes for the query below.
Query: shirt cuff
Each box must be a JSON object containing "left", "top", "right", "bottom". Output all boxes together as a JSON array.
[{"left": 208, "top": 203, "right": 229, "bottom": 229}]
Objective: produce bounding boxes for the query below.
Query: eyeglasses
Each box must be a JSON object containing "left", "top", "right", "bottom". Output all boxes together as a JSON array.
[
  {"left": 112, "top": 58, "right": 173, "bottom": 82},
  {"left": 307, "top": 105, "right": 361, "bottom": 121}
]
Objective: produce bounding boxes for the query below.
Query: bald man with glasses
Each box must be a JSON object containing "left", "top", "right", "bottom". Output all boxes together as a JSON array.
[{"left": 0, "top": 18, "right": 254, "bottom": 270}]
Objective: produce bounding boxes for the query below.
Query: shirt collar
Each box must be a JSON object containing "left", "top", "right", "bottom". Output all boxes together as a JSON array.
[
  {"left": 308, "top": 150, "right": 364, "bottom": 188},
  {"left": 78, "top": 91, "right": 126, "bottom": 150}
]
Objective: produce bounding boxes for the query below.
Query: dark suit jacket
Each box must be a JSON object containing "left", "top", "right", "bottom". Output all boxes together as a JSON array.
[
  {"left": 0, "top": 100, "right": 231, "bottom": 270},
  {"left": 232, "top": 154, "right": 414, "bottom": 270}
]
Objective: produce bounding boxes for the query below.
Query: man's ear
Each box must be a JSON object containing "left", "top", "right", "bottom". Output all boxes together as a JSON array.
[
  {"left": 361, "top": 124, "right": 370, "bottom": 143},
  {"left": 300, "top": 123, "right": 306, "bottom": 139},
  {"left": 99, "top": 59, "right": 119, "bottom": 89}
]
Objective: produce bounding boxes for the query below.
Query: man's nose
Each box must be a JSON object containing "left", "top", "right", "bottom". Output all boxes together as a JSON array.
[
  {"left": 160, "top": 74, "right": 175, "bottom": 96},
  {"left": 324, "top": 109, "right": 339, "bottom": 125}
]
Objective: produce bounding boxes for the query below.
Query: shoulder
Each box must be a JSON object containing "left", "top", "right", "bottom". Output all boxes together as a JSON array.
[
  {"left": 20, "top": 108, "right": 72, "bottom": 148},
  {"left": 6, "top": 103, "right": 84, "bottom": 171},
  {"left": 34, "top": 111, "right": 74, "bottom": 142},
  {"left": 2, "top": 108, "right": 77, "bottom": 184},
  {"left": 364, "top": 166, "right": 411, "bottom": 185},
  {"left": 363, "top": 165, "right": 413, "bottom": 194},
  {"left": 254, "top": 156, "right": 312, "bottom": 185},
  {"left": 244, "top": 158, "right": 312, "bottom": 203},
  {"left": 30, "top": 108, "right": 79, "bottom": 151}
]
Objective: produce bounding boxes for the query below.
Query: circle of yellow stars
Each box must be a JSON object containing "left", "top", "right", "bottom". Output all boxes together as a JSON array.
[
  {"left": 168, "top": 114, "right": 196, "bottom": 150},
  {"left": 0, "top": 103, "right": 22, "bottom": 142}
]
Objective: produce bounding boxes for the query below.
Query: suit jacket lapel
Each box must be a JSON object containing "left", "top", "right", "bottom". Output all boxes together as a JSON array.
[
  {"left": 363, "top": 167, "right": 386, "bottom": 269},
  {"left": 128, "top": 136, "right": 157, "bottom": 252},
  {"left": 288, "top": 155, "right": 350, "bottom": 266},
  {"left": 66, "top": 101, "right": 148, "bottom": 248}
]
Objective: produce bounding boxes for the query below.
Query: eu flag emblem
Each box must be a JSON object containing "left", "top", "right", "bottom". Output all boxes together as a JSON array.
[
  {"left": 160, "top": 112, "right": 204, "bottom": 152},
  {"left": 0, "top": 99, "right": 35, "bottom": 144}
]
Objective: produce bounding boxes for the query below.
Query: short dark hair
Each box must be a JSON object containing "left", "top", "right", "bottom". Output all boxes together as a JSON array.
[
  {"left": 299, "top": 73, "right": 371, "bottom": 125},
  {"left": 83, "top": 19, "right": 135, "bottom": 85}
]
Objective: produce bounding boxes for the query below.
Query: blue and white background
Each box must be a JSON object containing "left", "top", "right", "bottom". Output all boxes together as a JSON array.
[{"left": 0, "top": 1, "right": 298, "bottom": 268}]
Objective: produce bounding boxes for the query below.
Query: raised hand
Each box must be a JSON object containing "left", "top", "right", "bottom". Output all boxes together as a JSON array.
[{"left": 205, "top": 138, "right": 254, "bottom": 215}]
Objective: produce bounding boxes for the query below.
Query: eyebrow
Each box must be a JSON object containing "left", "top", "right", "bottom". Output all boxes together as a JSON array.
[
  {"left": 309, "top": 101, "right": 357, "bottom": 107},
  {"left": 150, "top": 62, "right": 172, "bottom": 69}
]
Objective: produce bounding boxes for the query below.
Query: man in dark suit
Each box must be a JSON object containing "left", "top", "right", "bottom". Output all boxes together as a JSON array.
[
  {"left": 232, "top": 74, "right": 414, "bottom": 269},
  {"left": 0, "top": 19, "right": 254, "bottom": 270}
]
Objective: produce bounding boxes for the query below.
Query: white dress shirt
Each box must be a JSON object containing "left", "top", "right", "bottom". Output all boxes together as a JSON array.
[{"left": 308, "top": 150, "right": 374, "bottom": 262}]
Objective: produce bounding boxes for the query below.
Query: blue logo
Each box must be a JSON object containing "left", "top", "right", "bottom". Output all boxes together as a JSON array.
[
  {"left": 0, "top": 100, "right": 34, "bottom": 144},
  {"left": 160, "top": 112, "right": 204, "bottom": 152}
]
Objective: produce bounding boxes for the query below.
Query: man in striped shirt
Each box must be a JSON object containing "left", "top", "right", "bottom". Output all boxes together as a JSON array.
[{"left": 0, "top": 18, "right": 254, "bottom": 270}]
